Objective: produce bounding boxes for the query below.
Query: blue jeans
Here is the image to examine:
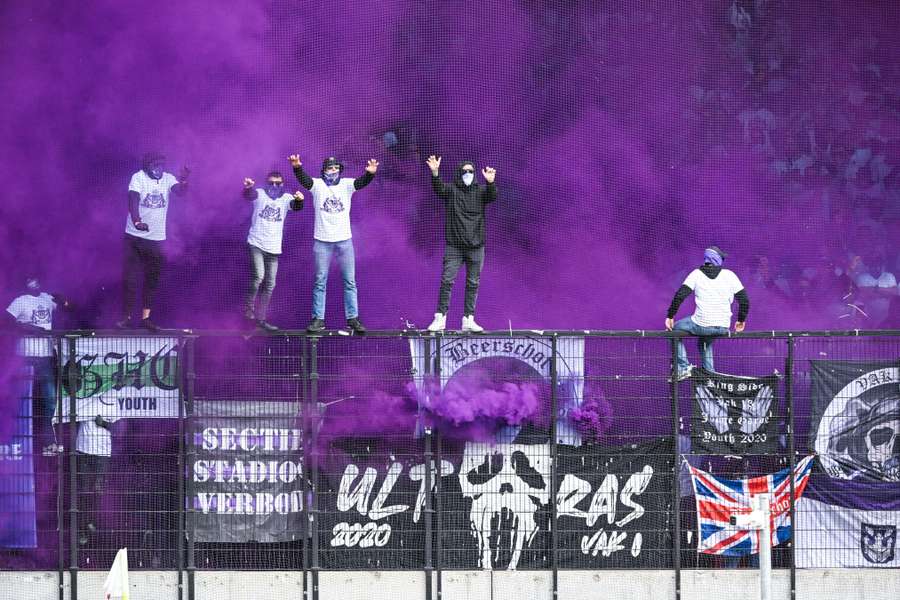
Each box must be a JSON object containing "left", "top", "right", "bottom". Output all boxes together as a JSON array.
[
  {"left": 312, "top": 239, "right": 358, "bottom": 319},
  {"left": 674, "top": 317, "right": 728, "bottom": 372},
  {"left": 246, "top": 245, "right": 279, "bottom": 320}
]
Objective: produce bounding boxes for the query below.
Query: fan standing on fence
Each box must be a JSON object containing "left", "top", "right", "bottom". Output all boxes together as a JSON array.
[
  {"left": 241, "top": 171, "right": 304, "bottom": 332},
  {"left": 117, "top": 152, "right": 189, "bottom": 332},
  {"left": 665, "top": 246, "right": 750, "bottom": 380},
  {"left": 425, "top": 155, "right": 498, "bottom": 333},
  {"left": 289, "top": 153, "right": 377, "bottom": 334}
]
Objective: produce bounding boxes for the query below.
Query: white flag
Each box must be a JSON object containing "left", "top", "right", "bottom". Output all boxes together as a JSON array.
[
  {"left": 796, "top": 498, "right": 900, "bottom": 567},
  {"left": 103, "top": 548, "right": 129, "bottom": 600}
]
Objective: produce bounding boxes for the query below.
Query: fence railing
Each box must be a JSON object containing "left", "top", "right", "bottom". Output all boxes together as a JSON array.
[{"left": 1, "top": 329, "right": 898, "bottom": 600}]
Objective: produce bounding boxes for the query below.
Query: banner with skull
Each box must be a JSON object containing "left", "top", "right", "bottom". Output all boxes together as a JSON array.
[
  {"left": 690, "top": 369, "right": 779, "bottom": 454},
  {"left": 810, "top": 361, "right": 900, "bottom": 482}
]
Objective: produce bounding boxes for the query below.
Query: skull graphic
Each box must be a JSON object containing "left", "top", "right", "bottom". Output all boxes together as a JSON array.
[
  {"left": 865, "top": 417, "right": 900, "bottom": 477},
  {"left": 458, "top": 441, "right": 550, "bottom": 570}
]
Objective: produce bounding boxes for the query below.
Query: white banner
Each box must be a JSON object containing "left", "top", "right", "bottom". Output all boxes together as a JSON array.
[
  {"left": 56, "top": 337, "right": 180, "bottom": 422},
  {"left": 796, "top": 497, "right": 900, "bottom": 567}
]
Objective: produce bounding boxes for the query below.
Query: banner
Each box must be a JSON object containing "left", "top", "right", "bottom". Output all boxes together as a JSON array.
[
  {"left": 690, "top": 369, "right": 779, "bottom": 454},
  {"left": 319, "top": 436, "right": 674, "bottom": 570},
  {"left": 189, "top": 401, "right": 305, "bottom": 543},
  {"left": 409, "top": 336, "right": 585, "bottom": 443},
  {"left": 796, "top": 497, "right": 900, "bottom": 567},
  {"left": 0, "top": 365, "right": 37, "bottom": 548},
  {"left": 57, "top": 337, "right": 180, "bottom": 422},
  {"left": 810, "top": 361, "right": 900, "bottom": 482},
  {"left": 688, "top": 455, "right": 814, "bottom": 556},
  {"left": 555, "top": 437, "right": 675, "bottom": 568}
]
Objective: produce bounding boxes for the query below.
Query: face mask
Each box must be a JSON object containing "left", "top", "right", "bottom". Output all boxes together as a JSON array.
[
  {"left": 266, "top": 183, "right": 284, "bottom": 198},
  {"left": 26, "top": 279, "right": 40, "bottom": 293},
  {"left": 461, "top": 172, "right": 475, "bottom": 186},
  {"left": 323, "top": 171, "right": 340, "bottom": 185}
]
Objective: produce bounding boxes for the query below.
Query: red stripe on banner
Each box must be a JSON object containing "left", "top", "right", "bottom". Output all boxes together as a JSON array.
[
  {"left": 748, "top": 474, "right": 769, "bottom": 495},
  {"left": 698, "top": 499, "right": 737, "bottom": 523},
  {"left": 705, "top": 529, "right": 747, "bottom": 554},
  {"left": 694, "top": 470, "right": 739, "bottom": 505}
]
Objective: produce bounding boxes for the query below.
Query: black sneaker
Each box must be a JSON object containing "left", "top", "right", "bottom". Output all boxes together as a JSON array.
[
  {"left": 256, "top": 320, "right": 279, "bottom": 332},
  {"left": 346, "top": 317, "right": 366, "bottom": 334},
  {"left": 115, "top": 317, "right": 132, "bottom": 329},
  {"left": 306, "top": 318, "right": 326, "bottom": 333},
  {"left": 141, "top": 318, "right": 161, "bottom": 332}
]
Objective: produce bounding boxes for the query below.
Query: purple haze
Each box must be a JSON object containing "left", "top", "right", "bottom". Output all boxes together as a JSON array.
[{"left": 1, "top": 1, "right": 898, "bottom": 331}]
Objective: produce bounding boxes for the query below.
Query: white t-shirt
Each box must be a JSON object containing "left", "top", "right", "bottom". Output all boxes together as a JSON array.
[
  {"left": 683, "top": 268, "right": 744, "bottom": 328},
  {"left": 125, "top": 170, "right": 179, "bottom": 241},
  {"left": 6, "top": 292, "right": 56, "bottom": 357},
  {"left": 76, "top": 419, "right": 113, "bottom": 457},
  {"left": 246, "top": 189, "right": 295, "bottom": 255},
  {"left": 310, "top": 178, "right": 356, "bottom": 242}
]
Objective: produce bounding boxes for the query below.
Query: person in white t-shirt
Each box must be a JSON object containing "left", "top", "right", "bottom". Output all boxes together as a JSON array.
[
  {"left": 665, "top": 246, "right": 750, "bottom": 380},
  {"left": 289, "top": 154, "right": 378, "bottom": 334},
  {"left": 6, "top": 277, "right": 70, "bottom": 455},
  {"left": 75, "top": 416, "right": 113, "bottom": 546},
  {"left": 242, "top": 171, "right": 304, "bottom": 331},
  {"left": 117, "top": 152, "right": 189, "bottom": 331}
]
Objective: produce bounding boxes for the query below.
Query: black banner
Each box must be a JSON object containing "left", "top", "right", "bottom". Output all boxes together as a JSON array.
[
  {"left": 690, "top": 369, "right": 779, "bottom": 454},
  {"left": 318, "top": 435, "right": 674, "bottom": 570},
  {"left": 189, "top": 401, "right": 305, "bottom": 543},
  {"left": 810, "top": 360, "right": 900, "bottom": 482}
]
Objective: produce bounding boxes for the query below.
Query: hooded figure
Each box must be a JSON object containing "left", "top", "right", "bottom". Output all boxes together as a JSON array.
[
  {"left": 665, "top": 245, "right": 750, "bottom": 378},
  {"left": 426, "top": 155, "right": 498, "bottom": 332}
]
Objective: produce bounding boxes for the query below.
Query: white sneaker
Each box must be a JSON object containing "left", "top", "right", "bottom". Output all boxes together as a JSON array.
[
  {"left": 426, "top": 313, "right": 446, "bottom": 332},
  {"left": 461, "top": 315, "right": 484, "bottom": 333}
]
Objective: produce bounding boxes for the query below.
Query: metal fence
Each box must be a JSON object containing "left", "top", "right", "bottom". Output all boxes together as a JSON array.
[{"left": 0, "top": 329, "right": 898, "bottom": 600}]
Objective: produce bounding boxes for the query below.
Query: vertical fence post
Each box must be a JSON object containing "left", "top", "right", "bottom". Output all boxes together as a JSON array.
[
  {"left": 433, "top": 336, "right": 443, "bottom": 600},
  {"left": 301, "top": 337, "right": 310, "bottom": 600},
  {"left": 549, "top": 335, "right": 559, "bottom": 600},
  {"left": 65, "top": 334, "right": 78, "bottom": 600},
  {"left": 670, "top": 337, "right": 682, "bottom": 600},
  {"left": 55, "top": 335, "right": 64, "bottom": 600},
  {"left": 422, "top": 337, "right": 433, "bottom": 600},
  {"left": 185, "top": 336, "right": 197, "bottom": 600},
  {"left": 786, "top": 336, "right": 797, "bottom": 600},
  {"left": 309, "top": 338, "right": 320, "bottom": 600},
  {"left": 176, "top": 335, "right": 186, "bottom": 600}
]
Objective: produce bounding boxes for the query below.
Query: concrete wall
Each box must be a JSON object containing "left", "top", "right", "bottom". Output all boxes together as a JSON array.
[{"left": 2, "top": 569, "right": 898, "bottom": 600}]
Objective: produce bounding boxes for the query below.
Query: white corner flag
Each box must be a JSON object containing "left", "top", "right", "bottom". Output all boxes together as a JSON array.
[{"left": 103, "top": 548, "right": 129, "bottom": 600}]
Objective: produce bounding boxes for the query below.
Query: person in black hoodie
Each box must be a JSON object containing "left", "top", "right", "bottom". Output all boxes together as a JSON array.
[
  {"left": 665, "top": 246, "right": 750, "bottom": 379},
  {"left": 425, "top": 155, "right": 497, "bottom": 332}
]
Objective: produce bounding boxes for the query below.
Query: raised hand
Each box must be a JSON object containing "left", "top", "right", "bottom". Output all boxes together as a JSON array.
[
  {"left": 243, "top": 177, "right": 255, "bottom": 189},
  {"left": 288, "top": 154, "right": 302, "bottom": 168},
  {"left": 293, "top": 191, "right": 304, "bottom": 202},
  {"left": 482, "top": 166, "right": 496, "bottom": 183},
  {"left": 426, "top": 155, "right": 441, "bottom": 175},
  {"left": 365, "top": 158, "right": 379, "bottom": 174},
  {"left": 178, "top": 165, "right": 191, "bottom": 182}
]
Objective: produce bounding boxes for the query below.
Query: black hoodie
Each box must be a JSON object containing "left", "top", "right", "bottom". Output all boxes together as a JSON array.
[{"left": 431, "top": 161, "right": 497, "bottom": 249}]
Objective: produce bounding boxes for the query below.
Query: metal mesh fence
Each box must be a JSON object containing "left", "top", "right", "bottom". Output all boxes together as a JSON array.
[{"left": 0, "top": 330, "right": 898, "bottom": 599}]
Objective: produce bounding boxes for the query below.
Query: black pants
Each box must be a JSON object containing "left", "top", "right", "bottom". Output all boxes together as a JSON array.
[
  {"left": 437, "top": 244, "right": 485, "bottom": 316},
  {"left": 122, "top": 235, "right": 164, "bottom": 318},
  {"left": 77, "top": 452, "right": 109, "bottom": 539}
]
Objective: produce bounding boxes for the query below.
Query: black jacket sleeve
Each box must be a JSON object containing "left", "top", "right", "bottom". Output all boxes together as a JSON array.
[
  {"left": 431, "top": 174, "right": 450, "bottom": 201},
  {"left": 735, "top": 289, "right": 750, "bottom": 322},
  {"left": 128, "top": 190, "right": 142, "bottom": 224},
  {"left": 354, "top": 171, "right": 374, "bottom": 191},
  {"left": 243, "top": 187, "right": 258, "bottom": 201},
  {"left": 667, "top": 285, "right": 692, "bottom": 319},
  {"left": 292, "top": 165, "right": 314, "bottom": 190},
  {"left": 482, "top": 182, "right": 498, "bottom": 204}
]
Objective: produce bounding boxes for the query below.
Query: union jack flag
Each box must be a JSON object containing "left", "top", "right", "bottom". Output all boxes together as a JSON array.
[{"left": 688, "top": 455, "right": 815, "bottom": 555}]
